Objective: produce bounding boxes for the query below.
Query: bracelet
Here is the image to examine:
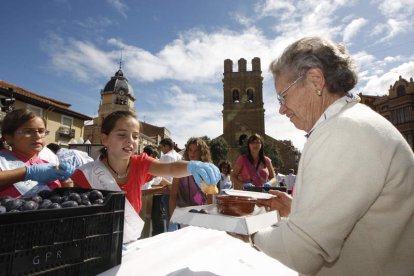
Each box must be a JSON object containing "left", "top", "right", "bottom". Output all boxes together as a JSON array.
[{"left": 249, "top": 233, "right": 260, "bottom": 251}]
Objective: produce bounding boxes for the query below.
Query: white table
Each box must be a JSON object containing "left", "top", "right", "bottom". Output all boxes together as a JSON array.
[{"left": 100, "top": 226, "right": 297, "bottom": 276}]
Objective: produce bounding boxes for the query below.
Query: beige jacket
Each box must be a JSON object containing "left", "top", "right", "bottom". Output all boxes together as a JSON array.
[{"left": 254, "top": 101, "right": 414, "bottom": 276}]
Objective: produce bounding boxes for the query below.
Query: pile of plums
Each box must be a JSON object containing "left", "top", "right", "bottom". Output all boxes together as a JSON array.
[{"left": 0, "top": 189, "right": 105, "bottom": 214}]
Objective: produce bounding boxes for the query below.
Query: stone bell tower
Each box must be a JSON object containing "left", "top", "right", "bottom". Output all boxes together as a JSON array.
[{"left": 222, "top": 57, "right": 265, "bottom": 162}]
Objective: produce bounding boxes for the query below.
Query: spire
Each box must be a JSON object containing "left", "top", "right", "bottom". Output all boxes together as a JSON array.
[{"left": 119, "top": 50, "right": 123, "bottom": 70}]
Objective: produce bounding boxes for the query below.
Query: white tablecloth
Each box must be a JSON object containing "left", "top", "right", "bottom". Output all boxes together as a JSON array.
[{"left": 99, "top": 226, "right": 297, "bottom": 276}]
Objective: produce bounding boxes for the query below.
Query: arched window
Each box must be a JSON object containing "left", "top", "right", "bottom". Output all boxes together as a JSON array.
[
  {"left": 232, "top": 89, "right": 240, "bottom": 103},
  {"left": 397, "top": 85, "right": 406, "bottom": 97},
  {"left": 246, "top": 88, "right": 254, "bottom": 103}
]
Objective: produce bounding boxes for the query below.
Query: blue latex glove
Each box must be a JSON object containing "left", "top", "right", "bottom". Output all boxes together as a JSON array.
[
  {"left": 58, "top": 163, "right": 75, "bottom": 177},
  {"left": 243, "top": 183, "right": 255, "bottom": 190},
  {"left": 263, "top": 181, "right": 272, "bottom": 188},
  {"left": 187, "top": 161, "right": 220, "bottom": 186},
  {"left": 25, "top": 163, "right": 72, "bottom": 183}
]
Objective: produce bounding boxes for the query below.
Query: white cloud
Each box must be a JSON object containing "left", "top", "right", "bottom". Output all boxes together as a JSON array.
[
  {"left": 107, "top": 0, "right": 128, "bottom": 18},
  {"left": 343, "top": 18, "right": 367, "bottom": 43},
  {"left": 43, "top": 0, "right": 414, "bottom": 150},
  {"left": 231, "top": 12, "right": 254, "bottom": 27},
  {"left": 256, "top": 0, "right": 297, "bottom": 16},
  {"left": 48, "top": 37, "right": 117, "bottom": 81},
  {"left": 361, "top": 61, "right": 414, "bottom": 95},
  {"left": 107, "top": 27, "right": 272, "bottom": 83},
  {"left": 371, "top": 0, "right": 414, "bottom": 40},
  {"left": 376, "top": 0, "right": 414, "bottom": 18},
  {"left": 140, "top": 84, "right": 223, "bottom": 147}
]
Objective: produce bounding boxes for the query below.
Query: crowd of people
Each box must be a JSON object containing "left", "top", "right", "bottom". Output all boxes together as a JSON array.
[{"left": 1, "top": 35, "right": 412, "bottom": 275}]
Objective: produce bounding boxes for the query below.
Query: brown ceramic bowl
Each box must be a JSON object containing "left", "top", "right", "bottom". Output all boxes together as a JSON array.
[{"left": 216, "top": 195, "right": 256, "bottom": 216}]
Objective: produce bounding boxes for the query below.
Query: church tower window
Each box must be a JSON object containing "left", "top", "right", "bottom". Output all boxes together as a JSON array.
[
  {"left": 247, "top": 88, "right": 254, "bottom": 103},
  {"left": 232, "top": 89, "right": 240, "bottom": 103}
]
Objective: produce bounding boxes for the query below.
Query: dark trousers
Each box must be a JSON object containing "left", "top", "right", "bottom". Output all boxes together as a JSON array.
[
  {"left": 161, "top": 194, "right": 171, "bottom": 230},
  {"left": 151, "top": 194, "right": 164, "bottom": 236}
]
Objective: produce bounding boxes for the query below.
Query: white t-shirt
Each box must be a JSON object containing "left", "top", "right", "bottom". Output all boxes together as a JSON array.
[{"left": 159, "top": 149, "right": 182, "bottom": 182}]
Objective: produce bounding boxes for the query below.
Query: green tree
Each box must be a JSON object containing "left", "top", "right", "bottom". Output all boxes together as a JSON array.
[
  {"left": 264, "top": 142, "right": 284, "bottom": 169},
  {"left": 209, "top": 136, "right": 229, "bottom": 165}
]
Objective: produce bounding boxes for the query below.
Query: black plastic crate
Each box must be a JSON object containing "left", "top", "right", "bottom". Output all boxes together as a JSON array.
[{"left": 0, "top": 188, "right": 125, "bottom": 276}]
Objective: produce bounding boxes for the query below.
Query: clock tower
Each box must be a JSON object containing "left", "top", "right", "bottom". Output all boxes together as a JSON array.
[{"left": 84, "top": 64, "right": 136, "bottom": 144}]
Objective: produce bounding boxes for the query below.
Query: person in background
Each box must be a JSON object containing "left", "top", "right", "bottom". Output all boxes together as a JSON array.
[
  {"left": 47, "top": 143, "right": 93, "bottom": 169},
  {"left": 274, "top": 168, "right": 285, "bottom": 188},
  {"left": 169, "top": 137, "right": 213, "bottom": 227},
  {"left": 243, "top": 37, "right": 414, "bottom": 275},
  {"left": 71, "top": 111, "right": 219, "bottom": 243},
  {"left": 218, "top": 160, "right": 232, "bottom": 191},
  {"left": 158, "top": 137, "right": 182, "bottom": 232},
  {"left": 0, "top": 109, "right": 74, "bottom": 197},
  {"left": 230, "top": 133, "right": 276, "bottom": 190},
  {"left": 142, "top": 144, "right": 170, "bottom": 236},
  {"left": 38, "top": 145, "right": 59, "bottom": 165},
  {"left": 284, "top": 168, "right": 296, "bottom": 194}
]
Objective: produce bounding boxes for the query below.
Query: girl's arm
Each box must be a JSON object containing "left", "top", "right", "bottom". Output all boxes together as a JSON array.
[
  {"left": 266, "top": 160, "right": 277, "bottom": 186},
  {"left": 148, "top": 160, "right": 190, "bottom": 178},
  {"left": 0, "top": 167, "right": 27, "bottom": 188}
]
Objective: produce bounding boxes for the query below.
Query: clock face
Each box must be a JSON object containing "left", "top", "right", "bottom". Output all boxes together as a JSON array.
[{"left": 119, "top": 90, "right": 125, "bottom": 96}]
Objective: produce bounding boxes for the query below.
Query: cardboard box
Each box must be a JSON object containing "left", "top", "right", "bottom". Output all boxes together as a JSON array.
[{"left": 171, "top": 204, "right": 279, "bottom": 235}]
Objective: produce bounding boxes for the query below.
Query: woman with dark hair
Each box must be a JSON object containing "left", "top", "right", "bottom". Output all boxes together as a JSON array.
[
  {"left": 71, "top": 111, "right": 220, "bottom": 243},
  {"left": 230, "top": 133, "right": 276, "bottom": 190},
  {"left": 0, "top": 108, "right": 73, "bottom": 197}
]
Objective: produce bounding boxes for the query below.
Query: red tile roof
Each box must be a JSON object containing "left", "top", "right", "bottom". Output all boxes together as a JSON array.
[
  {"left": 0, "top": 80, "right": 70, "bottom": 109},
  {"left": 0, "top": 80, "right": 92, "bottom": 120}
]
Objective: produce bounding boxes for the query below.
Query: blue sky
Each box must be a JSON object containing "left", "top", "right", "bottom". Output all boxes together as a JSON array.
[{"left": 1, "top": 0, "right": 413, "bottom": 150}]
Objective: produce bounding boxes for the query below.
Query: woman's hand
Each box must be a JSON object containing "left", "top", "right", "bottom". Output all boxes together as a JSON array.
[{"left": 256, "top": 190, "right": 292, "bottom": 217}]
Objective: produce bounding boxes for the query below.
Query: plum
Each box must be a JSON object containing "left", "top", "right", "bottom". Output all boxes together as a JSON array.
[
  {"left": 39, "top": 199, "right": 53, "bottom": 209},
  {"left": 37, "top": 190, "right": 53, "bottom": 199},
  {"left": 47, "top": 203, "right": 62, "bottom": 209},
  {"left": 49, "top": 195, "right": 63, "bottom": 203},
  {"left": 80, "top": 193, "right": 89, "bottom": 201},
  {"left": 88, "top": 190, "right": 104, "bottom": 202},
  {"left": 81, "top": 199, "right": 92, "bottom": 206},
  {"left": 68, "top": 193, "right": 81, "bottom": 204},
  {"left": 31, "top": 195, "right": 43, "bottom": 203},
  {"left": 0, "top": 195, "right": 13, "bottom": 206},
  {"left": 20, "top": 200, "right": 39, "bottom": 211},
  {"left": 61, "top": 201, "right": 79, "bottom": 208},
  {"left": 92, "top": 199, "right": 104, "bottom": 205},
  {"left": 5, "top": 198, "right": 25, "bottom": 211}
]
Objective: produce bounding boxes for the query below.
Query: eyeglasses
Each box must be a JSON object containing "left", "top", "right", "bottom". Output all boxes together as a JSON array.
[
  {"left": 277, "top": 75, "right": 303, "bottom": 106},
  {"left": 14, "top": 128, "right": 50, "bottom": 138}
]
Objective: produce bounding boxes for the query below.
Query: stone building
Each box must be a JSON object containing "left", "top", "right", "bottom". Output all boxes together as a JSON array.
[
  {"left": 0, "top": 80, "right": 92, "bottom": 146},
  {"left": 83, "top": 65, "right": 171, "bottom": 153},
  {"left": 219, "top": 57, "right": 299, "bottom": 173},
  {"left": 359, "top": 76, "right": 414, "bottom": 151}
]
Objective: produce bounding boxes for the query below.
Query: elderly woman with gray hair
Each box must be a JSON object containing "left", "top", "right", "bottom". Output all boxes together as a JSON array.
[{"left": 240, "top": 37, "right": 414, "bottom": 275}]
